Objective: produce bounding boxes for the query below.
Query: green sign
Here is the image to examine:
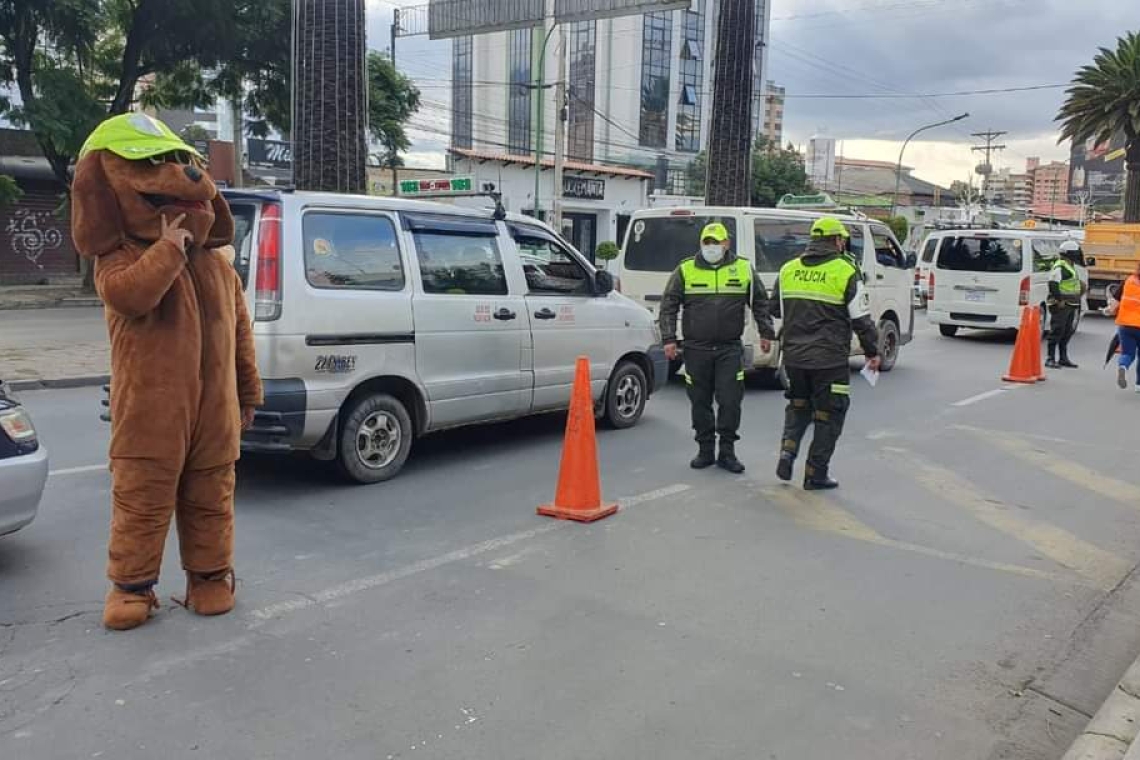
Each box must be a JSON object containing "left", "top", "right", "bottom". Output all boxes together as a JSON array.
[
  {"left": 776, "top": 193, "right": 838, "bottom": 209},
  {"left": 399, "top": 176, "right": 473, "bottom": 195}
]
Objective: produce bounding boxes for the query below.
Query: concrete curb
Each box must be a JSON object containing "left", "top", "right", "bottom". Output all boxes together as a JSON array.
[
  {"left": 6, "top": 375, "right": 110, "bottom": 392},
  {"left": 1062, "top": 655, "right": 1140, "bottom": 760},
  {"left": 0, "top": 299, "right": 103, "bottom": 311}
]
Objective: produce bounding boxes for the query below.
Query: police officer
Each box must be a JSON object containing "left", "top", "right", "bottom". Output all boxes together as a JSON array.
[
  {"left": 659, "top": 222, "right": 776, "bottom": 473},
  {"left": 1045, "top": 240, "right": 1085, "bottom": 369},
  {"left": 769, "top": 217, "right": 880, "bottom": 490}
]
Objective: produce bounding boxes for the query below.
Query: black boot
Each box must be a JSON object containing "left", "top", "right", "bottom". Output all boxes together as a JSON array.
[
  {"left": 804, "top": 465, "right": 839, "bottom": 490},
  {"left": 776, "top": 452, "right": 795, "bottom": 482},
  {"left": 1058, "top": 351, "right": 1078, "bottom": 369},
  {"left": 690, "top": 445, "right": 716, "bottom": 469},
  {"left": 1045, "top": 346, "right": 1058, "bottom": 369},
  {"left": 717, "top": 443, "right": 745, "bottom": 474}
]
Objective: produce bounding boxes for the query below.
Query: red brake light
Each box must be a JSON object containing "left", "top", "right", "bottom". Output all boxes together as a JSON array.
[
  {"left": 1018, "top": 276, "right": 1030, "bottom": 306},
  {"left": 927, "top": 271, "right": 935, "bottom": 300},
  {"left": 255, "top": 202, "right": 282, "bottom": 321},
  {"left": 669, "top": 209, "right": 694, "bottom": 216}
]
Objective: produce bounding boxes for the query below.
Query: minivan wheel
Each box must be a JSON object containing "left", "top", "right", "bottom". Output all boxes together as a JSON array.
[
  {"left": 604, "top": 361, "right": 647, "bottom": 429},
  {"left": 878, "top": 319, "right": 900, "bottom": 372},
  {"left": 337, "top": 393, "right": 413, "bottom": 484},
  {"left": 939, "top": 324, "right": 958, "bottom": 338},
  {"left": 752, "top": 363, "right": 788, "bottom": 391}
]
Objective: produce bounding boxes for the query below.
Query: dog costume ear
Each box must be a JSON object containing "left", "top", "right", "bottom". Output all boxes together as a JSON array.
[
  {"left": 70, "top": 153, "right": 125, "bottom": 257},
  {"left": 205, "top": 192, "right": 235, "bottom": 248}
]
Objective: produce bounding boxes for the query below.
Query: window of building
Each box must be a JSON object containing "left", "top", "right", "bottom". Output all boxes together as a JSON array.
[
  {"left": 303, "top": 213, "right": 404, "bottom": 290},
  {"left": 508, "top": 28, "right": 533, "bottom": 155},
  {"left": 566, "top": 21, "right": 596, "bottom": 162},
  {"left": 413, "top": 233, "right": 508, "bottom": 295},
  {"left": 452, "top": 36, "right": 473, "bottom": 149},
  {"left": 639, "top": 11, "right": 672, "bottom": 149},
  {"left": 674, "top": 0, "right": 704, "bottom": 153}
]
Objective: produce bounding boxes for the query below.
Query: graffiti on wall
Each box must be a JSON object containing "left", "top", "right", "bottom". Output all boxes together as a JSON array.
[{"left": 5, "top": 209, "right": 63, "bottom": 268}]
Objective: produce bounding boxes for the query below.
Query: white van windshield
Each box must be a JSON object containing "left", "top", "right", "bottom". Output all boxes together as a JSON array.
[
  {"left": 624, "top": 215, "right": 737, "bottom": 272},
  {"left": 936, "top": 236, "right": 1023, "bottom": 273}
]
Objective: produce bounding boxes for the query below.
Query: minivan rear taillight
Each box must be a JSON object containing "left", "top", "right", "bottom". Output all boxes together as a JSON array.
[
  {"left": 927, "top": 271, "right": 935, "bottom": 301},
  {"left": 255, "top": 202, "right": 282, "bottom": 321},
  {"left": 1018, "top": 276, "right": 1030, "bottom": 306}
]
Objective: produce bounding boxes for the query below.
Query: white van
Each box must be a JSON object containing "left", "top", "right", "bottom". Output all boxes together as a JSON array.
[
  {"left": 614, "top": 207, "right": 916, "bottom": 384},
  {"left": 157, "top": 190, "right": 665, "bottom": 483},
  {"left": 925, "top": 229, "right": 1073, "bottom": 336}
]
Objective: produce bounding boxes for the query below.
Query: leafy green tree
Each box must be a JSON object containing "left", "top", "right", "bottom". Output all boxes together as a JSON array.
[
  {"left": 367, "top": 51, "right": 421, "bottom": 184},
  {"left": 1057, "top": 31, "right": 1140, "bottom": 222},
  {"left": 886, "top": 215, "right": 909, "bottom": 242},
  {"left": 180, "top": 124, "right": 212, "bottom": 143},
  {"left": 594, "top": 241, "right": 620, "bottom": 269},
  {"left": 750, "top": 137, "right": 813, "bottom": 207},
  {"left": 0, "top": 174, "right": 21, "bottom": 207}
]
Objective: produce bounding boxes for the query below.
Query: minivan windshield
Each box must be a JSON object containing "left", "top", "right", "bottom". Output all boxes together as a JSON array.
[
  {"left": 624, "top": 216, "right": 737, "bottom": 272},
  {"left": 936, "top": 236, "right": 1023, "bottom": 273}
]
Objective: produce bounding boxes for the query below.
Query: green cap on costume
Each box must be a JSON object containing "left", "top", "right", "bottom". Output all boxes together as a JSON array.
[
  {"left": 79, "top": 113, "right": 202, "bottom": 160},
  {"left": 700, "top": 222, "right": 730, "bottom": 242}
]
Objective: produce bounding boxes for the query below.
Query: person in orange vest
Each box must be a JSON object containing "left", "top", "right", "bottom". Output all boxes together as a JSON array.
[{"left": 1112, "top": 262, "right": 1140, "bottom": 391}]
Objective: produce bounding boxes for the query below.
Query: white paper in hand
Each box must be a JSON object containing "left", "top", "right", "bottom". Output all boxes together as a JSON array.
[{"left": 860, "top": 365, "right": 879, "bottom": 387}]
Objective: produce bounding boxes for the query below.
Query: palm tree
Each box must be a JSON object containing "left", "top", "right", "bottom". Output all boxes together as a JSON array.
[
  {"left": 293, "top": 0, "right": 368, "bottom": 193},
  {"left": 1057, "top": 31, "right": 1140, "bottom": 223}
]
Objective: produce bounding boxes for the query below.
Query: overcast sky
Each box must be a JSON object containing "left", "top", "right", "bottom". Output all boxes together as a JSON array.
[{"left": 364, "top": 0, "right": 1127, "bottom": 187}]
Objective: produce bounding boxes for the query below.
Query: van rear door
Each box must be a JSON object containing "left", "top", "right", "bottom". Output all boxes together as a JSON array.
[{"left": 934, "top": 234, "right": 1026, "bottom": 323}]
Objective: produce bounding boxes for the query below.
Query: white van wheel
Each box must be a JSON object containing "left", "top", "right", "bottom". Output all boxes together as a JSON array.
[
  {"left": 939, "top": 324, "right": 958, "bottom": 338},
  {"left": 604, "top": 361, "right": 647, "bottom": 429},
  {"left": 877, "top": 319, "right": 900, "bottom": 372},
  {"left": 337, "top": 393, "right": 413, "bottom": 484}
]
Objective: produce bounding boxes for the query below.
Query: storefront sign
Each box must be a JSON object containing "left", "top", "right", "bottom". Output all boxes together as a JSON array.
[
  {"left": 398, "top": 176, "right": 473, "bottom": 195},
  {"left": 247, "top": 139, "right": 293, "bottom": 170},
  {"left": 562, "top": 176, "right": 605, "bottom": 200}
]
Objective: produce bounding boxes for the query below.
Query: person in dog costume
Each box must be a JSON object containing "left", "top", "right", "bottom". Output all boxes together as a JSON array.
[{"left": 70, "top": 113, "right": 262, "bottom": 631}]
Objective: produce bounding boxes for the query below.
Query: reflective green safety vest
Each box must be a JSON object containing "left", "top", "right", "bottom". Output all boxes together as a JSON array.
[
  {"left": 778, "top": 256, "right": 857, "bottom": 306},
  {"left": 680, "top": 258, "right": 752, "bottom": 296},
  {"left": 1053, "top": 258, "right": 1081, "bottom": 295}
]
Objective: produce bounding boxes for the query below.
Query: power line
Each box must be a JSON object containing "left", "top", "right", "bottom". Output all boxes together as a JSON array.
[{"left": 784, "top": 84, "right": 1067, "bottom": 99}]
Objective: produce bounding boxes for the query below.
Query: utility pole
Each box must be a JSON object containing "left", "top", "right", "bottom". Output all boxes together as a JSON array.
[
  {"left": 551, "top": 30, "right": 567, "bottom": 233},
  {"left": 231, "top": 97, "right": 244, "bottom": 188},
  {"left": 705, "top": 0, "right": 756, "bottom": 206},
  {"left": 390, "top": 9, "right": 401, "bottom": 196},
  {"left": 970, "top": 129, "right": 1007, "bottom": 199}
]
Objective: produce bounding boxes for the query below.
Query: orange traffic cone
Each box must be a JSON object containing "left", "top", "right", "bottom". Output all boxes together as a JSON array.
[
  {"left": 1003, "top": 306, "right": 1041, "bottom": 384},
  {"left": 1026, "top": 306, "right": 1046, "bottom": 381},
  {"left": 537, "top": 356, "right": 618, "bottom": 523}
]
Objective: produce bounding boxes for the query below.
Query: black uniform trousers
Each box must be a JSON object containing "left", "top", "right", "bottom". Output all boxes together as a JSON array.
[
  {"left": 684, "top": 343, "right": 745, "bottom": 449},
  {"left": 1047, "top": 303, "right": 1078, "bottom": 361},
  {"left": 781, "top": 365, "right": 850, "bottom": 477}
]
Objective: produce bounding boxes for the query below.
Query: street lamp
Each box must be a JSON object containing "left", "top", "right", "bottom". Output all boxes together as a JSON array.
[{"left": 890, "top": 113, "right": 969, "bottom": 216}]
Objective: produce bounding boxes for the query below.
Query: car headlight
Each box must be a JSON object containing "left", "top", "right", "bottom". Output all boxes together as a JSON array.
[{"left": 0, "top": 408, "right": 37, "bottom": 442}]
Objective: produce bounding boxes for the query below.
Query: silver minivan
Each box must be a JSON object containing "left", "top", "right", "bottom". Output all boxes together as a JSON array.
[{"left": 222, "top": 190, "right": 666, "bottom": 483}]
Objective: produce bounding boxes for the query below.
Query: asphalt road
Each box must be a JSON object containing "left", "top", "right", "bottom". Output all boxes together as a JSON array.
[{"left": 4, "top": 317, "right": 1140, "bottom": 760}]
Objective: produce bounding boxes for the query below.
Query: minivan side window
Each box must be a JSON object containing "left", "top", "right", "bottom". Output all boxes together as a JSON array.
[
  {"left": 870, "top": 228, "right": 906, "bottom": 269},
  {"left": 303, "top": 212, "right": 404, "bottom": 290},
  {"left": 752, "top": 220, "right": 864, "bottom": 271},
  {"left": 229, "top": 202, "right": 258, "bottom": 288},
  {"left": 413, "top": 232, "right": 508, "bottom": 295},
  {"left": 920, "top": 237, "right": 939, "bottom": 264},
  {"left": 515, "top": 233, "right": 592, "bottom": 296}
]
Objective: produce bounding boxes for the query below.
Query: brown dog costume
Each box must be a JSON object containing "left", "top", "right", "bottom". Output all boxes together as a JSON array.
[{"left": 70, "top": 114, "right": 262, "bottom": 631}]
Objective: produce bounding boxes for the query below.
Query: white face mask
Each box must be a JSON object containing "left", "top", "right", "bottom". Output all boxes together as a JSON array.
[{"left": 700, "top": 244, "right": 725, "bottom": 264}]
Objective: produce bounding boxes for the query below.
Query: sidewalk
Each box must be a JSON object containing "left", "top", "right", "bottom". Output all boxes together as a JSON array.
[
  {"left": 0, "top": 307, "right": 109, "bottom": 390},
  {"left": 0, "top": 280, "right": 102, "bottom": 311}
]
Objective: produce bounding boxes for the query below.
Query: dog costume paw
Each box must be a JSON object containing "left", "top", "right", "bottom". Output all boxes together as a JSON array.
[
  {"left": 103, "top": 586, "right": 159, "bottom": 631},
  {"left": 181, "top": 569, "right": 236, "bottom": 616}
]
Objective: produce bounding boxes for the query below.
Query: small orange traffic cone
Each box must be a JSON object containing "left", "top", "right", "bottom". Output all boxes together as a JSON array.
[
  {"left": 538, "top": 356, "right": 618, "bottom": 523},
  {"left": 1026, "top": 305, "right": 1046, "bottom": 381},
  {"left": 1003, "top": 306, "right": 1041, "bottom": 384}
]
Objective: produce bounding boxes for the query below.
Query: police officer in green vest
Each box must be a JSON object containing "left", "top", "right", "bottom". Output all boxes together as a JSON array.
[
  {"left": 770, "top": 217, "right": 881, "bottom": 490},
  {"left": 1045, "top": 240, "right": 1085, "bottom": 369},
  {"left": 659, "top": 222, "right": 775, "bottom": 473}
]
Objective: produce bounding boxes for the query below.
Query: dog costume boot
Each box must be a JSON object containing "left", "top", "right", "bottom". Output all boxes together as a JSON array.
[{"left": 71, "top": 114, "right": 262, "bottom": 630}]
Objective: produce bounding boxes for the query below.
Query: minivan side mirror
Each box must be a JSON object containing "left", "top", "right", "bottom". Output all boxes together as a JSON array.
[
  {"left": 1085, "top": 256, "right": 1096, "bottom": 267},
  {"left": 904, "top": 253, "right": 917, "bottom": 269},
  {"left": 595, "top": 270, "right": 615, "bottom": 295}
]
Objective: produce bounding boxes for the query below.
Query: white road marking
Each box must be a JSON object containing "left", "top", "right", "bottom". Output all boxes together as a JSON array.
[
  {"left": 248, "top": 483, "right": 692, "bottom": 625},
  {"left": 951, "top": 387, "right": 1018, "bottom": 407},
  {"left": 48, "top": 463, "right": 107, "bottom": 477}
]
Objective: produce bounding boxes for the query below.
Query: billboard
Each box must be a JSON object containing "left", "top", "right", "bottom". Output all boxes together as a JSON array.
[
  {"left": 247, "top": 139, "right": 293, "bottom": 170},
  {"left": 1069, "top": 130, "right": 1127, "bottom": 205},
  {"left": 427, "top": 0, "right": 691, "bottom": 39}
]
